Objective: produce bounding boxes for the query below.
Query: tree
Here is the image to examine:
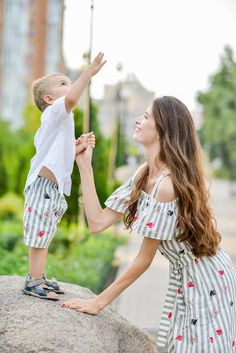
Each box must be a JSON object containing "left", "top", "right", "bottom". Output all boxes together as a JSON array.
[
  {"left": 197, "top": 46, "right": 236, "bottom": 180},
  {"left": 0, "top": 120, "right": 12, "bottom": 196},
  {"left": 115, "top": 117, "right": 127, "bottom": 168},
  {"left": 0, "top": 104, "right": 39, "bottom": 196}
]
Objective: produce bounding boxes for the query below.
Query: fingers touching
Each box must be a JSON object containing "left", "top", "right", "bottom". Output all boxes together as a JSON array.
[
  {"left": 76, "top": 132, "right": 95, "bottom": 147},
  {"left": 75, "top": 132, "right": 95, "bottom": 155}
]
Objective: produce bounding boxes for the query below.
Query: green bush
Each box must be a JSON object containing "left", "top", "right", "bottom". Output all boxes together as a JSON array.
[
  {"left": 0, "top": 225, "right": 126, "bottom": 294},
  {"left": 0, "top": 192, "right": 24, "bottom": 221},
  {"left": 0, "top": 220, "right": 22, "bottom": 250}
]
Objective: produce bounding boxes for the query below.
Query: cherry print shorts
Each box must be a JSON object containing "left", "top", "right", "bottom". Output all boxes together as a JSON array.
[{"left": 23, "top": 176, "right": 68, "bottom": 248}]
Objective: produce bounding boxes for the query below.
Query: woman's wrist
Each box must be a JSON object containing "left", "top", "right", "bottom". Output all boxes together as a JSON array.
[
  {"left": 77, "top": 162, "right": 93, "bottom": 172},
  {"left": 75, "top": 155, "right": 91, "bottom": 168},
  {"left": 94, "top": 295, "right": 109, "bottom": 311}
]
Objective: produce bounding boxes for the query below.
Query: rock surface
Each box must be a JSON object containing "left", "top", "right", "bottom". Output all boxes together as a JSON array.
[{"left": 0, "top": 276, "right": 159, "bottom": 353}]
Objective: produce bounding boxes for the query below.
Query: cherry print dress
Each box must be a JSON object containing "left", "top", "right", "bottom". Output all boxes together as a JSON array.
[{"left": 105, "top": 170, "right": 236, "bottom": 353}]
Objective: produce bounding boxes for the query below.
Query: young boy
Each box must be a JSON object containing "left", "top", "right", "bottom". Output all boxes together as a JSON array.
[{"left": 22, "top": 52, "right": 106, "bottom": 300}]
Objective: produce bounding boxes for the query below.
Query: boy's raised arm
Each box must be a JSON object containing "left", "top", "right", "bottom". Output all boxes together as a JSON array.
[{"left": 65, "top": 52, "right": 106, "bottom": 113}]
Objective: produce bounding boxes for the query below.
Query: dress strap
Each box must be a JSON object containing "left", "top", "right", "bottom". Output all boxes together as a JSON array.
[{"left": 150, "top": 170, "right": 170, "bottom": 198}]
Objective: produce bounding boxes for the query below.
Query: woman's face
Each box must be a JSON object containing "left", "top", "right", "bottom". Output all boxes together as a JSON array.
[{"left": 133, "top": 105, "right": 159, "bottom": 146}]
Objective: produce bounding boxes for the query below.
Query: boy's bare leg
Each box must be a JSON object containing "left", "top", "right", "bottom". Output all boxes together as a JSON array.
[
  {"left": 29, "top": 247, "right": 58, "bottom": 299},
  {"left": 29, "top": 247, "right": 47, "bottom": 279}
]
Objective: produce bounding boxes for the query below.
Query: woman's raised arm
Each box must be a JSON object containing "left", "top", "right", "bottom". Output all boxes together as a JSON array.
[{"left": 76, "top": 146, "right": 123, "bottom": 233}]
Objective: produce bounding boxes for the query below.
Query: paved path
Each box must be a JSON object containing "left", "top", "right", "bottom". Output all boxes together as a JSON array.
[{"left": 112, "top": 179, "right": 236, "bottom": 340}]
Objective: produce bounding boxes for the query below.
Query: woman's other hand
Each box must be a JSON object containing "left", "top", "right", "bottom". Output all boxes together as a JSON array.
[{"left": 61, "top": 297, "right": 103, "bottom": 315}]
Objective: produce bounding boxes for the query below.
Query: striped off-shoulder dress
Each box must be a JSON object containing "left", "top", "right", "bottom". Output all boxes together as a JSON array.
[{"left": 105, "top": 169, "right": 236, "bottom": 353}]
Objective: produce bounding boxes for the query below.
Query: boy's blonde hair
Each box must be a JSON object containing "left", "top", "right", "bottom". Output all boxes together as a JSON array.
[{"left": 31, "top": 73, "right": 64, "bottom": 112}]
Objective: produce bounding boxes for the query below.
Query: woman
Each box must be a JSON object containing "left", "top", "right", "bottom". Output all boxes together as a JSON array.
[{"left": 62, "top": 96, "right": 236, "bottom": 353}]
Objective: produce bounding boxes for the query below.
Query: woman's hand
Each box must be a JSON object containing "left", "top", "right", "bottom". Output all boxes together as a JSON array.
[
  {"left": 75, "top": 144, "right": 93, "bottom": 169},
  {"left": 61, "top": 297, "right": 103, "bottom": 315}
]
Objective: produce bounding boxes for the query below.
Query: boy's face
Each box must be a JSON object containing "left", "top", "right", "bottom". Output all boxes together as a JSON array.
[{"left": 44, "top": 74, "right": 72, "bottom": 104}]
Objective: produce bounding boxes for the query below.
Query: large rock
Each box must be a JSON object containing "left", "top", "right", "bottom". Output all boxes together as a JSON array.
[{"left": 0, "top": 276, "right": 159, "bottom": 353}]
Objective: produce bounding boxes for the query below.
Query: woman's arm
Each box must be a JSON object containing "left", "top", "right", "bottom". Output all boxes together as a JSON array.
[
  {"left": 76, "top": 146, "right": 123, "bottom": 233},
  {"left": 62, "top": 237, "right": 161, "bottom": 314}
]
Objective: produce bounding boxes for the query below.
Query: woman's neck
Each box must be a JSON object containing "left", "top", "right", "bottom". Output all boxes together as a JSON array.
[{"left": 144, "top": 145, "right": 168, "bottom": 178}]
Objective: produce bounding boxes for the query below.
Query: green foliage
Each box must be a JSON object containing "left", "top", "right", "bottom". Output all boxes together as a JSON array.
[
  {"left": 47, "top": 232, "right": 124, "bottom": 293},
  {"left": 0, "top": 225, "right": 126, "bottom": 293},
  {"left": 0, "top": 220, "right": 22, "bottom": 251},
  {"left": 90, "top": 102, "right": 110, "bottom": 205},
  {"left": 0, "top": 103, "right": 39, "bottom": 196},
  {"left": 116, "top": 117, "right": 127, "bottom": 168},
  {"left": 0, "top": 192, "right": 24, "bottom": 221},
  {"left": 0, "top": 120, "right": 11, "bottom": 195},
  {"left": 197, "top": 46, "right": 236, "bottom": 180},
  {"left": 64, "top": 102, "right": 110, "bottom": 223},
  {"left": 22, "top": 102, "right": 41, "bottom": 134}
]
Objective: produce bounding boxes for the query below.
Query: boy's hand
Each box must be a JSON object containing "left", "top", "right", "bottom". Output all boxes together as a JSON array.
[
  {"left": 87, "top": 52, "right": 106, "bottom": 77},
  {"left": 75, "top": 132, "right": 95, "bottom": 155},
  {"left": 64, "top": 53, "right": 106, "bottom": 113}
]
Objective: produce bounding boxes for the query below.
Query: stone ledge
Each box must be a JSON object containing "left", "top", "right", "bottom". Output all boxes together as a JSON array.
[{"left": 0, "top": 275, "right": 159, "bottom": 353}]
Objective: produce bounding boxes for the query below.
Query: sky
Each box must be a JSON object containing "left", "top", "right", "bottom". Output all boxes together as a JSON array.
[{"left": 63, "top": 0, "right": 236, "bottom": 111}]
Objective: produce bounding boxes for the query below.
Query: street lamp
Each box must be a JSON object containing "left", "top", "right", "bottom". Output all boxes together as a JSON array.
[
  {"left": 107, "top": 63, "right": 124, "bottom": 187},
  {"left": 83, "top": 0, "right": 94, "bottom": 133},
  {"left": 77, "top": 0, "right": 94, "bottom": 236}
]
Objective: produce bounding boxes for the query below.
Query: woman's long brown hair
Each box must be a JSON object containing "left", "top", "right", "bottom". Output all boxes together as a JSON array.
[{"left": 124, "top": 96, "right": 221, "bottom": 258}]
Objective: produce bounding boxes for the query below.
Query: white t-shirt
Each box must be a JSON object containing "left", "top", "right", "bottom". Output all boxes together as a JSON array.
[{"left": 24, "top": 96, "right": 75, "bottom": 196}]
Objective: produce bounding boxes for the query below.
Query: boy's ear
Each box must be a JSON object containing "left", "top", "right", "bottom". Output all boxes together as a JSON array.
[{"left": 44, "top": 95, "right": 55, "bottom": 105}]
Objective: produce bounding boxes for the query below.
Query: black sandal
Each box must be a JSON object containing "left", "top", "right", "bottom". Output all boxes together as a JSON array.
[
  {"left": 22, "top": 275, "right": 59, "bottom": 301},
  {"left": 43, "top": 275, "right": 65, "bottom": 294}
]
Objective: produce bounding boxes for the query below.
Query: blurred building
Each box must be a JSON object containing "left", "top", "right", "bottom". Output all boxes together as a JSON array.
[
  {"left": 96, "top": 73, "right": 155, "bottom": 141},
  {"left": 0, "top": 0, "right": 65, "bottom": 127}
]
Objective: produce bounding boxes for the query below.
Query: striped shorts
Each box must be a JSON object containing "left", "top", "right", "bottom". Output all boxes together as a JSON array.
[{"left": 23, "top": 176, "right": 68, "bottom": 248}]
